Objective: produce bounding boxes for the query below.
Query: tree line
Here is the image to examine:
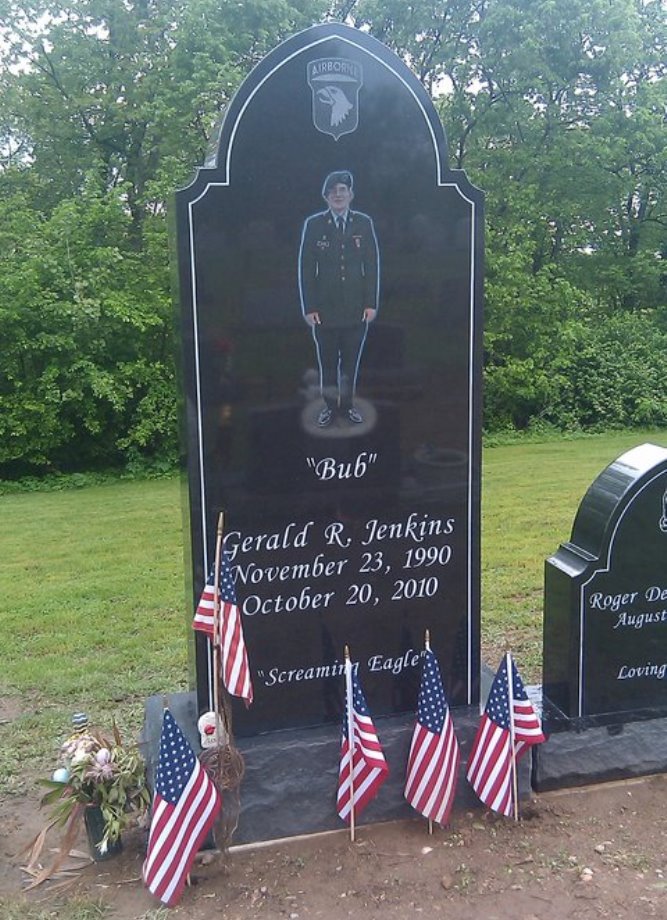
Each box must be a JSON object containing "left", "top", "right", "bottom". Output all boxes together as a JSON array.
[{"left": 0, "top": 0, "right": 664, "bottom": 476}]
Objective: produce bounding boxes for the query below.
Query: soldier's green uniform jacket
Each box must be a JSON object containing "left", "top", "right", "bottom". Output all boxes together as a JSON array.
[{"left": 298, "top": 209, "right": 379, "bottom": 327}]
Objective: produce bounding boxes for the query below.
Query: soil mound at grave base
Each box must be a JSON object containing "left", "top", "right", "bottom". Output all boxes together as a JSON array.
[{"left": 2, "top": 773, "right": 666, "bottom": 918}]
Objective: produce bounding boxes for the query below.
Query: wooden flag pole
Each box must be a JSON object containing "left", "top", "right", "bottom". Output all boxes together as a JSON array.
[
  {"left": 424, "top": 629, "right": 434, "bottom": 837},
  {"left": 344, "top": 645, "right": 356, "bottom": 843},
  {"left": 506, "top": 651, "right": 520, "bottom": 822},
  {"left": 212, "top": 512, "right": 225, "bottom": 736}
]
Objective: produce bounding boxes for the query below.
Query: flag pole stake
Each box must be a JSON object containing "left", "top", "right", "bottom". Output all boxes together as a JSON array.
[
  {"left": 424, "top": 630, "right": 433, "bottom": 836},
  {"left": 344, "top": 645, "right": 355, "bottom": 844},
  {"left": 506, "top": 651, "right": 520, "bottom": 822},
  {"left": 212, "top": 512, "right": 225, "bottom": 740}
]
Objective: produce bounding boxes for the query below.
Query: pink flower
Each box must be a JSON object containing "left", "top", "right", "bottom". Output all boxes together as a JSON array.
[{"left": 85, "top": 760, "right": 117, "bottom": 783}]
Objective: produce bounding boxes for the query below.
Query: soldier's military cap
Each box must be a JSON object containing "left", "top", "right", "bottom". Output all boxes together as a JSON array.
[{"left": 322, "top": 170, "right": 354, "bottom": 197}]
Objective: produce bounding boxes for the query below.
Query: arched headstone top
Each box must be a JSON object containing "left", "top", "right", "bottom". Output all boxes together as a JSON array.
[
  {"left": 569, "top": 443, "right": 667, "bottom": 561},
  {"left": 190, "top": 23, "right": 480, "bottom": 204}
]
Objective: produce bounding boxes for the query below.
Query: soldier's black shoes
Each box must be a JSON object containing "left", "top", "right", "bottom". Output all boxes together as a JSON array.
[
  {"left": 317, "top": 406, "right": 334, "bottom": 427},
  {"left": 317, "top": 406, "right": 363, "bottom": 426}
]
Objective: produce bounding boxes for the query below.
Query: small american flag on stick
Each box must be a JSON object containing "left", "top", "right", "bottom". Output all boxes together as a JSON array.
[
  {"left": 192, "top": 552, "right": 253, "bottom": 705},
  {"left": 466, "top": 653, "right": 545, "bottom": 817},
  {"left": 404, "top": 644, "right": 460, "bottom": 826},
  {"left": 337, "top": 654, "right": 388, "bottom": 829},
  {"left": 143, "top": 709, "right": 221, "bottom": 906}
]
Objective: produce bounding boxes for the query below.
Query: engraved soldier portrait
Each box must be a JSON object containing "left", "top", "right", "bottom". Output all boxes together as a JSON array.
[{"left": 298, "top": 170, "right": 380, "bottom": 428}]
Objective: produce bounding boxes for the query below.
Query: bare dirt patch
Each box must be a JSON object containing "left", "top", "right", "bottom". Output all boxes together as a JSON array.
[
  {"left": 0, "top": 696, "right": 27, "bottom": 725},
  {"left": 2, "top": 773, "right": 666, "bottom": 918}
]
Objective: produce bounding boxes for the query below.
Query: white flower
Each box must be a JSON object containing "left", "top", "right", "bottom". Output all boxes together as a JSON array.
[{"left": 95, "top": 748, "right": 111, "bottom": 766}]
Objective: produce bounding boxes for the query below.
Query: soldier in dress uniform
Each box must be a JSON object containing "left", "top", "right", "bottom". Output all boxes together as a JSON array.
[{"left": 298, "top": 170, "right": 379, "bottom": 427}]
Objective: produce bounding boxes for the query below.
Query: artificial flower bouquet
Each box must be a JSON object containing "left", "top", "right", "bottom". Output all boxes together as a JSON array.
[{"left": 40, "top": 719, "right": 150, "bottom": 856}]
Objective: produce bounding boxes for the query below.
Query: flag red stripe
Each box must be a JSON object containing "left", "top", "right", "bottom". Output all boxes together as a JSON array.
[
  {"left": 159, "top": 792, "right": 219, "bottom": 906},
  {"left": 405, "top": 726, "right": 435, "bottom": 787},
  {"left": 465, "top": 713, "right": 494, "bottom": 778},
  {"left": 337, "top": 740, "right": 388, "bottom": 822},
  {"left": 409, "top": 738, "right": 440, "bottom": 812},
  {"left": 466, "top": 717, "right": 513, "bottom": 816},
  {"left": 419, "top": 726, "right": 458, "bottom": 822},
  {"left": 336, "top": 665, "right": 388, "bottom": 825},
  {"left": 403, "top": 649, "right": 461, "bottom": 827},
  {"left": 143, "top": 760, "right": 221, "bottom": 905},
  {"left": 192, "top": 587, "right": 215, "bottom": 634},
  {"left": 405, "top": 718, "right": 460, "bottom": 824},
  {"left": 354, "top": 725, "right": 386, "bottom": 763},
  {"left": 144, "top": 766, "right": 210, "bottom": 879},
  {"left": 423, "top": 728, "right": 459, "bottom": 824},
  {"left": 513, "top": 702, "right": 545, "bottom": 743},
  {"left": 221, "top": 602, "right": 253, "bottom": 702},
  {"left": 144, "top": 765, "right": 208, "bottom": 880},
  {"left": 192, "top": 584, "right": 253, "bottom": 704}
]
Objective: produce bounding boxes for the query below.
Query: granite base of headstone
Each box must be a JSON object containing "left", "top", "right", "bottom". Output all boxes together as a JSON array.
[
  {"left": 142, "top": 683, "right": 532, "bottom": 846},
  {"left": 532, "top": 691, "right": 667, "bottom": 792}
]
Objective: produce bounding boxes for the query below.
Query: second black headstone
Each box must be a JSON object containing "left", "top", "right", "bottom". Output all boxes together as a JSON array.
[
  {"left": 536, "top": 442, "right": 667, "bottom": 791},
  {"left": 543, "top": 442, "right": 667, "bottom": 724}
]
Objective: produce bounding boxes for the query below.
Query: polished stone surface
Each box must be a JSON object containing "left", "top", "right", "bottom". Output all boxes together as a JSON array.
[{"left": 172, "top": 23, "right": 484, "bottom": 733}]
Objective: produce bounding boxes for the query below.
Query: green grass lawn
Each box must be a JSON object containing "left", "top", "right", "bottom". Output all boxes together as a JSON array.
[
  {"left": 482, "top": 429, "right": 667, "bottom": 673},
  {"left": 0, "top": 477, "right": 189, "bottom": 792},
  {"left": 1, "top": 429, "right": 665, "bottom": 793}
]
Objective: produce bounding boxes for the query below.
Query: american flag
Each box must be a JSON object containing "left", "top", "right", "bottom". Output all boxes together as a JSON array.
[
  {"left": 143, "top": 709, "right": 221, "bottom": 906},
  {"left": 337, "top": 660, "right": 388, "bottom": 823},
  {"left": 404, "top": 648, "right": 460, "bottom": 825},
  {"left": 466, "top": 654, "right": 546, "bottom": 816},
  {"left": 192, "top": 552, "right": 253, "bottom": 705}
]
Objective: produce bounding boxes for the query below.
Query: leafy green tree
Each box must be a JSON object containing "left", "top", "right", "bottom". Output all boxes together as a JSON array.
[
  {"left": 0, "top": 0, "right": 329, "bottom": 227},
  {"left": 0, "top": 0, "right": 664, "bottom": 469},
  {"left": 0, "top": 174, "right": 175, "bottom": 472},
  {"left": 0, "top": 0, "right": 329, "bottom": 474},
  {"left": 426, "top": 0, "right": 666, "bottom": 427}
]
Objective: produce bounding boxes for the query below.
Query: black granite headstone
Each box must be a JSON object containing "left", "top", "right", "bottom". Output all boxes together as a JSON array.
[
  {"left": 543, "top": 443, "right": 667, "bottom": 726},
  {"left": 172, "top": 23, "right": 484, "bottom": 741}
]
